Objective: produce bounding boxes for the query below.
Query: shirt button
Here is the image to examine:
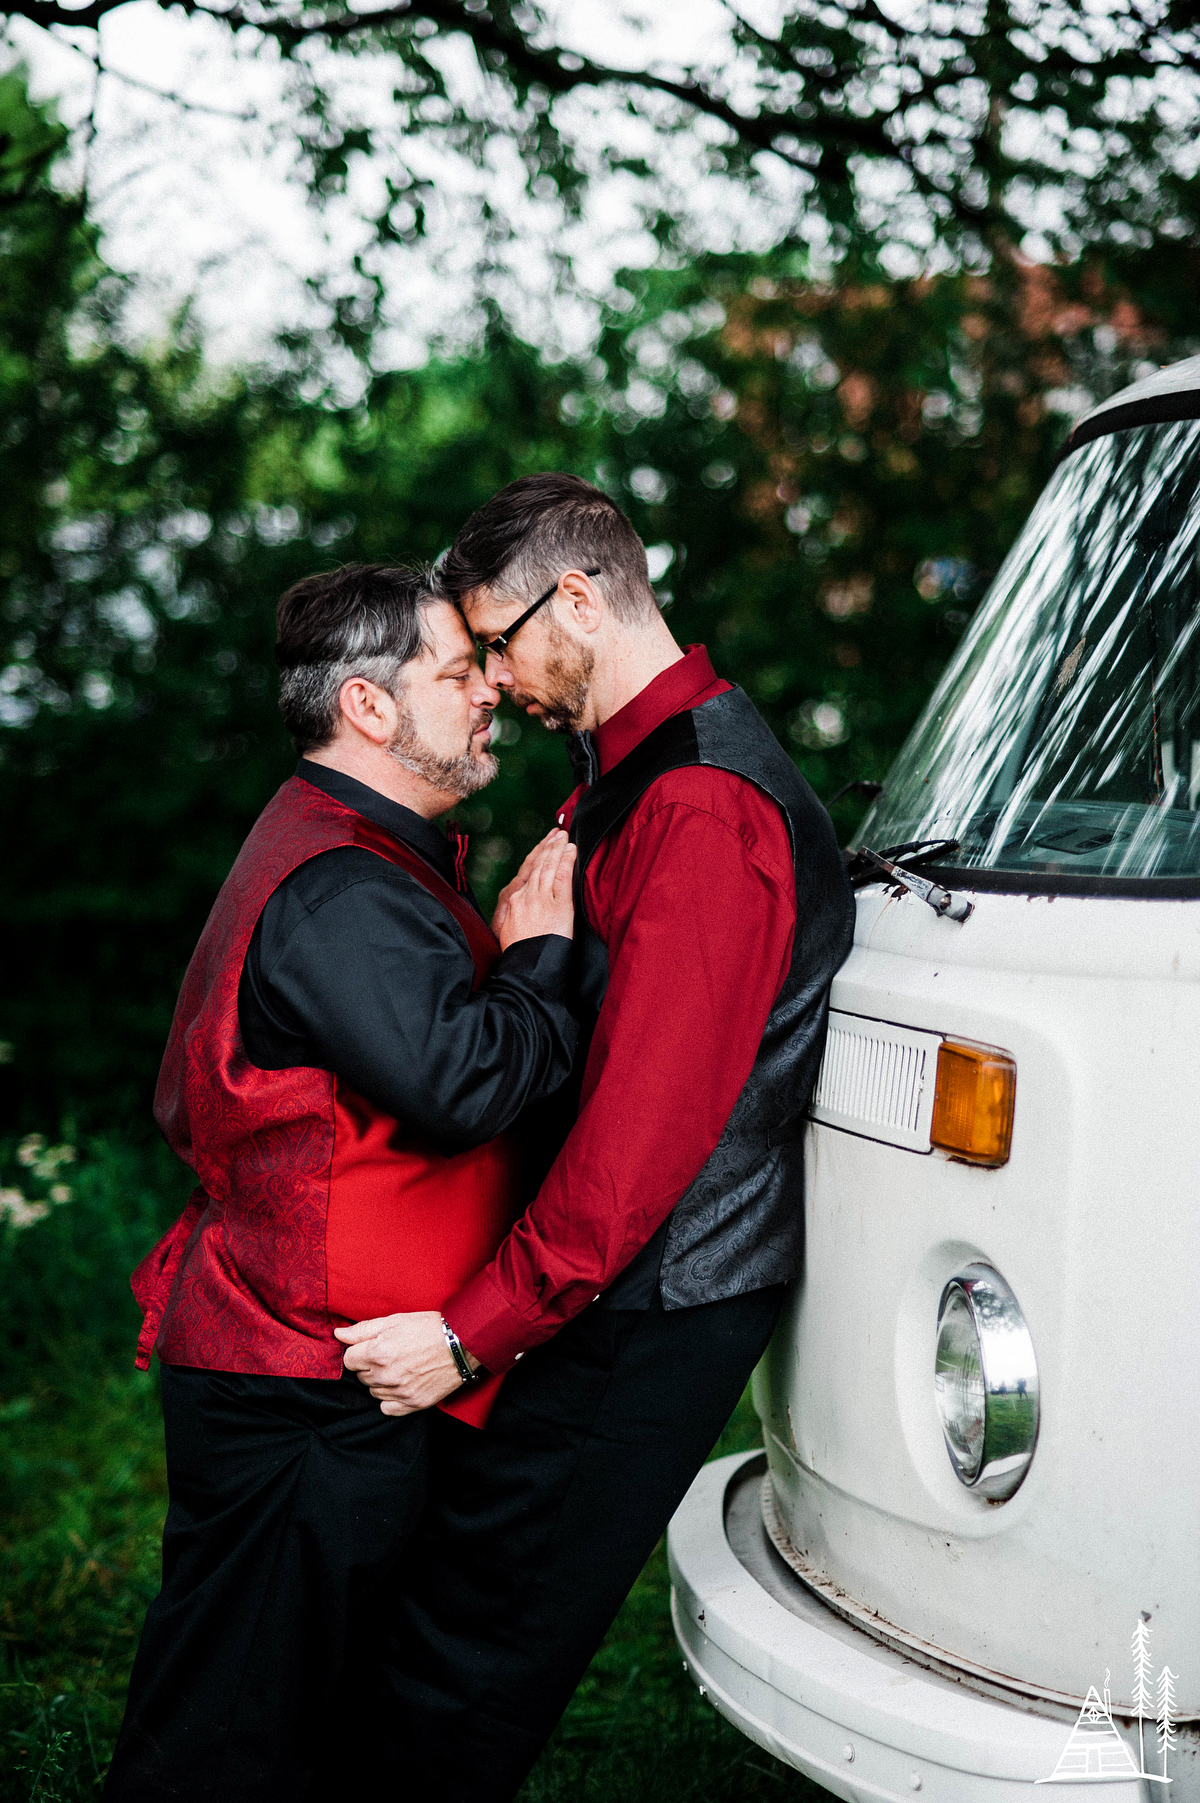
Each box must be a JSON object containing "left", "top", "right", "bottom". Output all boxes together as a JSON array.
[{"left": 514, "top": 1351, "right": 524, "bottom": 1360}]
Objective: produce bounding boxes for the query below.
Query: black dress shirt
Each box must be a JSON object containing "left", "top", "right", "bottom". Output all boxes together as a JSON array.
[{"left": 237, "top": 761, "right": 577, "bottom": 1155}]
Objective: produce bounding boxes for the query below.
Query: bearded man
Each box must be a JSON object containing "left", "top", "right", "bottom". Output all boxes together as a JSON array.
[
  {"left": 335, "top": 478, "right": 856, "bottom": 1800},
  {"left": 105, "top": 564, "right": 578, "bottom": 1802}
]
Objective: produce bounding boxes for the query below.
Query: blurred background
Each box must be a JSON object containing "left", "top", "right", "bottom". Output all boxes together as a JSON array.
[{"left": 0, "top": 2, "right": 1196, "bottom": 1795}]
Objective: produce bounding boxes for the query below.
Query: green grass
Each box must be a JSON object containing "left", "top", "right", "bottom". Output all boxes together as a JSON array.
[
  {"left": 0, "top": 1372, "right": 167, "bottom": 1801},
  {"left": 0, "top": 1139, "right": 830, "bottom": 1802},
  {"left": 0, "top": 1135, "right": 186, "bottom": 1802}
]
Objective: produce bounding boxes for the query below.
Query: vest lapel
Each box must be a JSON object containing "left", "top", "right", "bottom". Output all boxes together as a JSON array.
[{"left": 569, "top": 710, "right": 701, "bottom": 923}]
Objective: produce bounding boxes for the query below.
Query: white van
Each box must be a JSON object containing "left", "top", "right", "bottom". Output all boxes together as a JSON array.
[{"left": 668, "top": 356, "right": 1200, "bottom": 1801}]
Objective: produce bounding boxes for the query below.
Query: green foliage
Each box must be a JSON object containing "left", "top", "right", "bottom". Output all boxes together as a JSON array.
[
  {"left": 8, "top": 0, "right": 1200, "bottom": 291},
  {"left": 0, "top": 1133, "right": 184, "bottom": 1801},
  {"left": 0, "top": 1369, "right": 167, "bottom": 1802},
  {"left": 2, "top": 69, "right": 1198, "bottom": 1131},
  {"left": 0, "top": 1141, "right": 181, "bottom": 1793},
  {"left": 0, "top": 80, "right": 597, "bottom": 1125},
  {"left": 0, "top": 1135, "right": 190, "bottom": 1387},
  {"left": 575, "top": 252, "right": 1196, "bottom": 844}
]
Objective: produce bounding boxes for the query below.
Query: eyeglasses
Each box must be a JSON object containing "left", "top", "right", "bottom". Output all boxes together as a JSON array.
[{"left": 475, "top": 569, "right": 601, "bottom": 656}]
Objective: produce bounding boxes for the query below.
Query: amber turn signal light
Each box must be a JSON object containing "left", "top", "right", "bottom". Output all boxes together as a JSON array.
[{"left": 930, "top": 1040, "right": 1016, "bottom": 1167}]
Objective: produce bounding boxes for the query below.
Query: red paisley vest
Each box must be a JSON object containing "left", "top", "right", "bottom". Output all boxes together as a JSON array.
[{"left": 133, "top": 773, "right": 521, "bottom": 1425}]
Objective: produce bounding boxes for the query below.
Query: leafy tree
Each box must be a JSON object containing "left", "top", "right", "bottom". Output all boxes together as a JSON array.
[
  {"left": 0, "top": 73, "right": 599, "bottom": 1128},
  {"left": 586, "top": 247, "right": 1194, "bottom": 842},
  {"left": 1, "top": 63, "right": 1197, "bottom": 1136},
  {"left": 4, "top": 0, "right": 1200, "bottom": 284}
]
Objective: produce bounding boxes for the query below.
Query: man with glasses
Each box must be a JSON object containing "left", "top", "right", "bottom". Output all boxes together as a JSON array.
[{"left": 336, "top": 478, "right": 855, "bottom": 1801}]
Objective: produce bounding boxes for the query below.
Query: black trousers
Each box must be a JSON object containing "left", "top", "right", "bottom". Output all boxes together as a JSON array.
[
  {"left": 375, "top": 1283, "right": 786, "bottom": 1803},
  {"left": 103, "top": 1364, "right": 427, "bottom": 1803}
]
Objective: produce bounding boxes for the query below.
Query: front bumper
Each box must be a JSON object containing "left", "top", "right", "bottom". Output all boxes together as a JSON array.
[{"left": 667, "top": 1453, "right": 1148, "bottom": 1803}]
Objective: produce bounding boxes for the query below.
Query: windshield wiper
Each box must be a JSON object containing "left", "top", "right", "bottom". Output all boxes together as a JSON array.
[
  {"left": 828, "top": 778, "right": 884, "bottom": 808},
  {"left": 849, "top": 841, "right": 975, "bottom": 923}
]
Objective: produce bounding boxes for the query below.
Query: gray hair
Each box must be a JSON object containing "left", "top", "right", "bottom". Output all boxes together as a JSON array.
[{"left": 275, "top": 564, "right": 434, "bottom": 753}]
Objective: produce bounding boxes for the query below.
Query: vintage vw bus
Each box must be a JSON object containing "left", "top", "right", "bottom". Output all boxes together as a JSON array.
[{"left": 668, "top": 356, "right": 1200, "bottom": 1800}]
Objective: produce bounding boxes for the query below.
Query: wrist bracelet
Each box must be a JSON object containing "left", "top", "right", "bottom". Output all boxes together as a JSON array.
[{"left": 442, "top": 1318, "right": 479, "bottom": 1384}]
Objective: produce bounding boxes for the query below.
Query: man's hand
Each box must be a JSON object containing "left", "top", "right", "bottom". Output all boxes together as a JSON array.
[
  {"left": 492, "top": 828, "right": 576, "bottom": 949},
  {"left": 333, "top": 1310, "right": 476, "bottom": 1415}
]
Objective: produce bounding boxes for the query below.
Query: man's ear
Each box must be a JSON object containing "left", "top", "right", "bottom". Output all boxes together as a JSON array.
[
  {"left": 558, "top": 569, "right": 605, "bottom": 635},
  {"left": 337, "top": 676, "right": 398, "bottom": 747}
]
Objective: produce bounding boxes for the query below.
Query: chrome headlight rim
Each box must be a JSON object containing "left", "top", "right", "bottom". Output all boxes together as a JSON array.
[{"left": 935, "top": 1262, "right": 1039, "bottom": 1502}]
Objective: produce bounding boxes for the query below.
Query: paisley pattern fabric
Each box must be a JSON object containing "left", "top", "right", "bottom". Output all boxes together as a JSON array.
[
  {"left": 659, "top": 687, "right": 856, "bottom": 1305},
  {"left": 134, "top": 775, "right": 508, "bottom": 1384}
]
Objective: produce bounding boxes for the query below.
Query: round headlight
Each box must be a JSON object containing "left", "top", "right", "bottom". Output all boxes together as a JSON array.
[{"left": 934, "top": 1264, "right": 1039, "bottom": 1501}]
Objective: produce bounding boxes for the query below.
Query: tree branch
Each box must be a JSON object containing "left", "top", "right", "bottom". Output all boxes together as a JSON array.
[
  {"left": 4, "top": 0, "right": 126, "bottom": 29},
  {"left": 5, "top": 0, "right": 925, "bottom": 179},
  {"left": 102, "top": 61, "right": 259, "bottom": 120},
  {"left": 4, "top": 0, "right": 1192, "bottom": 246}
]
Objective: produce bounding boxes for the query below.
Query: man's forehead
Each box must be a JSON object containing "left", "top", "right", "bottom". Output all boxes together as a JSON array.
[
  {"left": 459, "top": 587, "right": 509, "bottom": 628},
  {"left": 421, "top": 597, "right": 475, "bottom": 662}
]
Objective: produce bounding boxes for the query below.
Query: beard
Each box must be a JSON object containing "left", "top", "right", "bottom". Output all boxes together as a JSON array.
[
  {"left": 387, "top": 703, "right": 498, "bottom": 797},
  {"left": 509, "top": 631, "right": 595, "bottom": 734}
]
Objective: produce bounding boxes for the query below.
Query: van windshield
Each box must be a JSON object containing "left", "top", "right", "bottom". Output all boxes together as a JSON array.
[{"left": 858, "top": 416, "right": 1200, "bottom": 888}]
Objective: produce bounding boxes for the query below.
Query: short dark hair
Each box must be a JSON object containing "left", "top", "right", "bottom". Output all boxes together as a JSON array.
[
  {"left": 275, "top": 563, "right": 435, "bottom": 753},
  {"left": 439, "top": 473, "right": 657, "bottom": 624}
]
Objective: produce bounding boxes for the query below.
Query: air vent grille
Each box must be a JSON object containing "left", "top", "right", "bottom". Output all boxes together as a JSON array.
[{"left": 811, "top": 1011, "right": 942, "bottom": 1152}]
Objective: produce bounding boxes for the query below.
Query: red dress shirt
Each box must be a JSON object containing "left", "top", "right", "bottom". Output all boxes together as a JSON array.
[{"left": 443, "top": 646, "right": 797, "bottom": 1372}]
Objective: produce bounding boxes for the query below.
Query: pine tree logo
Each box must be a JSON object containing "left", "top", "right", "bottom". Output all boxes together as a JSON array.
[
  {"left": 1132, "top": 1616, "right": 1154, "bottom": 1777},
  {"left": 1037, "top": 1619, "right": 1176, "bottom": 1785},
  {"left": 1157, "top": 1665, "right": 1179, "bottom": 1783}
]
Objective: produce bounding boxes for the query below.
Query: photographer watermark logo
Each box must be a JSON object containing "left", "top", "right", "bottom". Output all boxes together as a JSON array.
[{"left": 1037, "top": 1617, "right": 1176, "bottom": 1786}]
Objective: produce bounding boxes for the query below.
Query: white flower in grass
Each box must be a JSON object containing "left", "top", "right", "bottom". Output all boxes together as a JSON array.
[
  {"left": 0, "top": 1189, "right": 50, "bottom": 1228},
  {"left": 32, "top": 1143, "right": 76, "bottom": 1179}
]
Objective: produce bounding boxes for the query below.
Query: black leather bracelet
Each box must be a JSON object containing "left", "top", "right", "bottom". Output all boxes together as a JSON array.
[{"left": 442, "top": 1318, "right": 479, "bottom": 1384}]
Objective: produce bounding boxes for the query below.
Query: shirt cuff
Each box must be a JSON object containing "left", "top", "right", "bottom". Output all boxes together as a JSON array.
[
  {"left": 442, "top": 1267, "right": 544, "bottom": 1373},
  {"left": 492, "top": 933, "right": 573, "bottom": 1002}
]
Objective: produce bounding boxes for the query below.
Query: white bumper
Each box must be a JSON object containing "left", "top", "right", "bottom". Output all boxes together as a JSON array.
[{"left": 667, "top": 1453, "right": 1149, "bottom": 1803}]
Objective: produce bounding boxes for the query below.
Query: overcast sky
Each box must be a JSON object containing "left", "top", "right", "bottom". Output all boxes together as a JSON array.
[{"left": 7, "top": 3, "right": 814, "bottom": 369}]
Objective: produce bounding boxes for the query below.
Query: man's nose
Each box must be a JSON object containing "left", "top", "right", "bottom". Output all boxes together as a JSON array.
[
  {"left": 475, "top": 665, "right": 504, "bottom": 706},
  {"left": 483, "top": 651, "right": 510, "bottom": 690}
]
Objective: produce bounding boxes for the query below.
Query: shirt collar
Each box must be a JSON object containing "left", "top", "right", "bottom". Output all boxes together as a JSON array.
[
  {"left": 592, "top": 645, "right": 719, "bottom": 777},
  {"left": 296, "top": 759, "right": 459, "bottom": 885}
]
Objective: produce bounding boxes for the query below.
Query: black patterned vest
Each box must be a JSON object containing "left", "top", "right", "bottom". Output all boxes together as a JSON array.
[{"left": 568, "top": 685, "right": 855, "bottom": 1309}]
